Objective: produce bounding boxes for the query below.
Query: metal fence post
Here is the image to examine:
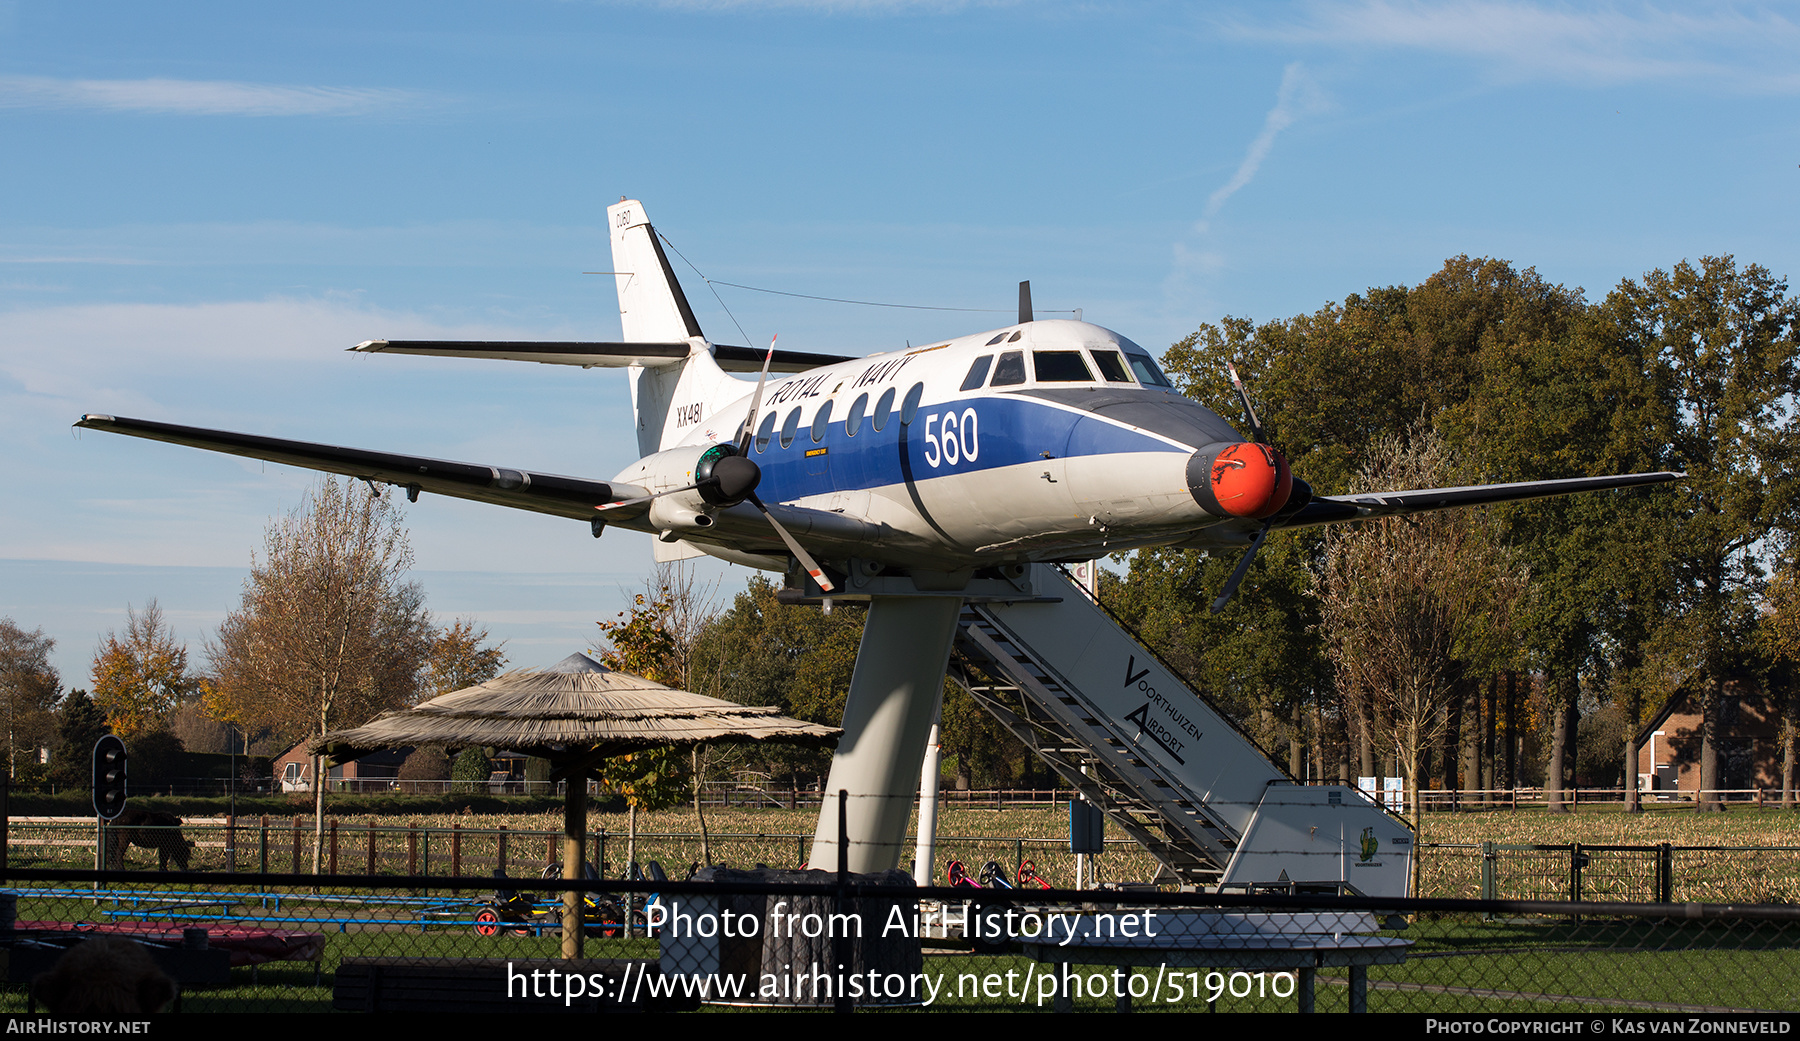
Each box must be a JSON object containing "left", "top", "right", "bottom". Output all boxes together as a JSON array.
[
  {"left": 1659, "top": 842, "right": 1673, "bottom": 903},
  {"left": 1481, "top": 841, "right": 1497, "bottom": 903}
]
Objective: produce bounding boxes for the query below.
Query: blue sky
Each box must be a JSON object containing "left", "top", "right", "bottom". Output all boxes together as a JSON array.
[{"left": 3, "top": 0, "right": 1797, "bottom": 685}]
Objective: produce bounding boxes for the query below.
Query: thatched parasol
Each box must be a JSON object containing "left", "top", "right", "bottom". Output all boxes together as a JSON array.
[{"left": 310, "top": 652, "right": 839, "bottom": 957}]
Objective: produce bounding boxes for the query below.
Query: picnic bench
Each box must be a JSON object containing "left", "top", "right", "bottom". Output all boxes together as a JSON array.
[{"left": 1016, "top": 909, "right": 1412, "bottom": 1013}]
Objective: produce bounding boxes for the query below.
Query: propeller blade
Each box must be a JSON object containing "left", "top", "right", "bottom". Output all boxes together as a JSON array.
[
  {"left": 1210, "top": 521, "right": 1273, "bottom": 613},
  {"left": 737, "top": 334, "right": 778, "bottom": 455},
  {"left": 749, "top": 492, "right": 836, "bottom": 593},
  {"left": 1225, "top": 361, "right": 1265, "bottom": 444}
]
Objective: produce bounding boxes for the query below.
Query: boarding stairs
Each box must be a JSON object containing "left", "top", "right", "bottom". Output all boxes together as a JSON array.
[{"left": 948, "top": 565, "right": 1413, "bottom": 895}]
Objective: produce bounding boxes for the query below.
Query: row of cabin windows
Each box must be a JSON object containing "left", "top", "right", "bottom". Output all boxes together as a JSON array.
[
  {"left": 755, "top": 382, "right": 927, "bottom": 453},
  {"left": 959, "top": 347, "right": 1171, "bottom": 391},
  {"left": 749, "top": 342, "right": 1175, "bottom": 455}
]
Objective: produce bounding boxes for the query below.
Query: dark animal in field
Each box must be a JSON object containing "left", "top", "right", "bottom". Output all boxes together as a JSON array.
[{"left": 105, "top": 809, "right": 195, "bottom": 871}]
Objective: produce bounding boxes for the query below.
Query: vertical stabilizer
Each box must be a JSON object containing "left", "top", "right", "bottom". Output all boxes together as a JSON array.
[
  {"left": 607, "top": 199, "right": 737, "bottom": 456},
  {"left": 608, "top": 199, "right": 703, "bottom": 344}
]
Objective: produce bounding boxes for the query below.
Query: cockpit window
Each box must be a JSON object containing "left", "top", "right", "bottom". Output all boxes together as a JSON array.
[
  {"left": 1033, "top": 350, "right": 1094, "bottom": 382},
  {"left": 991, "top": 350, "right": 1026, "bottom": 387},
  {"left": 984, "top": 333, "right": 1007, "bottom": 346},
  {"left": 960, "top": 355, "right": 994, "bottom": 391},
  {"left": 1092, "top": 351, "right": 1133, "bottom": 383},
  {"left": 1125, "top": 351, "right": 1173, "bottom": 388}
]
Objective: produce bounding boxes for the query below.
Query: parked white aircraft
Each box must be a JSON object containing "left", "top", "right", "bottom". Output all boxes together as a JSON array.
[{"left": 77, "top": 199, "right": 1681, "bottom": 880}]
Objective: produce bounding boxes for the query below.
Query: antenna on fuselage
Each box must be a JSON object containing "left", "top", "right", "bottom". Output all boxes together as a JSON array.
[{"left": 1018, "top": 281, "right": 1033, "bottom": 324}]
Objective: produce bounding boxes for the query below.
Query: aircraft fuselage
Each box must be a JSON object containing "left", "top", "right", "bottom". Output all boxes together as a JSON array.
[{"left": 615, "top": 319, "right": 1288, "bottom": 573}]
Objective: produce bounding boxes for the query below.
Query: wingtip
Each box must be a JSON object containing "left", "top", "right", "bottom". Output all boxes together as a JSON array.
[
  {"left": 350, "top": 339, "right": 389, "bottom": 352},
  {"left": 75, "top": 413, "right": 114, "bottom": 427}
]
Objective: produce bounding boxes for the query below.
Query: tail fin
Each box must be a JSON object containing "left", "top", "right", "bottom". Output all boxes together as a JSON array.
[
  {"left": 606, "top": 199, "right": 737, "bottom": 456},
  {"left": 609, "top": 199, "right": 703, "bottom": 343}
]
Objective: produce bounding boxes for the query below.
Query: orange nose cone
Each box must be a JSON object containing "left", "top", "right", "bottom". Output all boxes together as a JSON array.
[{"left": 1209, "top": 443, "right": 1294, "bottom": 519}]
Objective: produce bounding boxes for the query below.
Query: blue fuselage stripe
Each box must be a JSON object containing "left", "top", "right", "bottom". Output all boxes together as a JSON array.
[{"left": 750, "top": 395, "right": 1186, "bottom": 501}]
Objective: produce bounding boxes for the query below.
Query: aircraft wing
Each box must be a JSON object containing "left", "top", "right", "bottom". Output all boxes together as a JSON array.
[
  {"left": 73, "top": 414, "right": 650, "bottom": 523},
  {"left": 1284, "top": 470, "right": 1686, "bottom": 528},
  {"left": 350, "top": 339, "right": 858, "bottom": 373}
]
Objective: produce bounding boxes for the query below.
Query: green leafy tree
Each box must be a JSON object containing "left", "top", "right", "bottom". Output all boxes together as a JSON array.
[
  {"left": 1608, "top": 258, "right": 1800, "bottom": 810},
  {"left": 48, "top": 689, "right": 110, "bottom": 788}
]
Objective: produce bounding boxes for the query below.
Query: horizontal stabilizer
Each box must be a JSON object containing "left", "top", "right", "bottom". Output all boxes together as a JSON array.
[
  {"left": 73, "top": 414, "right": 644, "bottom": 522},
  {"left": 351, "top": 339, "right": 856, "bottom": 373}
]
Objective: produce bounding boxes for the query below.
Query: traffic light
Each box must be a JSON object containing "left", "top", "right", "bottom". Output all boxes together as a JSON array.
[{"left": 92, "top": 735, "right": 127, "bottom": 821}]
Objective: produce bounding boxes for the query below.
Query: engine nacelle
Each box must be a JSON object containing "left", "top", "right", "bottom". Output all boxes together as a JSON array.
[{"left": 611, "top": 442, "right": 752, "bottom": 536}]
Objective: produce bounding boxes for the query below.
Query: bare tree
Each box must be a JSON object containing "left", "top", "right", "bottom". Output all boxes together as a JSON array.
[
  {"left": 0, "top": 619, "right": 61, "bottom": 780},
  {"left": 206, "top": 478, "right": 433, "bottom": 871},
  {"left": 1313, "top": 432, "right": 1526, "bottom": 891}
]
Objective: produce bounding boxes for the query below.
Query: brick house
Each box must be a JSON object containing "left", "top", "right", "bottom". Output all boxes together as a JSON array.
[{"left": 1634, "top": 683, "right": 1785, "bottom": 796}]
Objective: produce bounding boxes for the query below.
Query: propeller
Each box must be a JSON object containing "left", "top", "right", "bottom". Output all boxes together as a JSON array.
[
  {"left": 1211, "top": 361, "right": 1287, "bottom": 614},
  {"left": 598, "top": 336, "right": 836, "bottom": 593}
]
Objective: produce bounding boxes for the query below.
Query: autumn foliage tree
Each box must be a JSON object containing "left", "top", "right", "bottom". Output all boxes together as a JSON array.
[
  {"left": 90, "top": 600, "right": 198, "bottom": 737},
  {"left": 207, "top": 478, "right": 433, "bottom": 870},
  {"left": 594, "top": 582, "right": 698, "bottom": 867},
  {"left": 424, "top": 619, "right": 507, "bottom": 697}
]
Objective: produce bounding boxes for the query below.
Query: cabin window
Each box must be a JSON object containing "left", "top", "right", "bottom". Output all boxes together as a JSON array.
[
  {"left": 960, "top": 355, "right": 994, "bottom": 391},
  {"left": 1124, "top": 351, "right": 1173, "bottom": 388},
  {"left": 900, "top": 383, "right": 925, "bottom": 425},
  {"left": 811, "top": 400, "right": 833, "bottom": 443},
  {"left": 779, "top": 407, "right": 801, "bottom": 448},
  {"left": 846, "top": 393, "right": 868, "bottom": 436},
  {"left": 991, "top": 351, "right": 1026, "bottom": 387},
  {"left": 1033, "top": 350, "right": 1093, "bottom": 382},
  {"left": 755, "top": 411, "right": 778, "bottom": 453},
  {"left": 872, "top": 388, "right": 896, "bottom": 431},
  {"left": 1092, "top": 351, "right": 1133, "bottom": 383}
]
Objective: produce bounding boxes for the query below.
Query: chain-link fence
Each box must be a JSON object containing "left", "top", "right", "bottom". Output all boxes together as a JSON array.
[{"left": 6, "top": 861, "right": 1800, "bottom": 1015}]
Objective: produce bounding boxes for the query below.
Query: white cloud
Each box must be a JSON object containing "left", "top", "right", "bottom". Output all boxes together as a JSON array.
[
  {"left": 1204, "top": 62, "right": 1326, "bottom": 221},
  {"left": 0, "top": 75, "right": 428, "bottom": 116},
  {"left": 1234, "top": 1, "right": 1800, "bottom": 92}
]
